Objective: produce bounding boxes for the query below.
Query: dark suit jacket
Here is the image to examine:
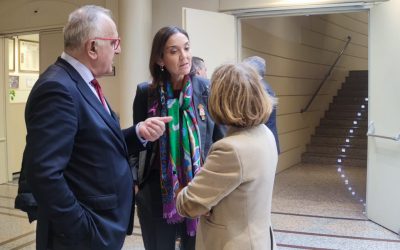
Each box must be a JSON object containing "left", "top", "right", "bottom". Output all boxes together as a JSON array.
[
  {"left": 262, "top": 79, "right": 280, "bottom": 154},
  {"left": 19, "top": 57, "right": 138, "bottom": 250},
  {"left": 131, "top": 76, "right": 224, "bottom": 187}
]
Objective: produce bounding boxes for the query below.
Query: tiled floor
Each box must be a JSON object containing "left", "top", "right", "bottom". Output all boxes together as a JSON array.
[
  {"left": 271, "top": 164, "right": 400, "bottom": 249},
  {"left": 1, "top": 163, "right": 399, "bottom": 249}
]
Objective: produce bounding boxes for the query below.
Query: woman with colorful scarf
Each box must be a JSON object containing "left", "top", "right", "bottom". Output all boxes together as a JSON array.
[{"left": 131, "top": 26, "right": 224, "bottom": 250}]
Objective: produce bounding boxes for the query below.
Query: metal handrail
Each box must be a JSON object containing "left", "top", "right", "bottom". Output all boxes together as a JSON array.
[
  {"left": 367, "top": 121, "right": 400, "bottom": 142},
  {"left": 367, "top": 133, "right": 400, "bottom": 141},
  {"left": 301, "top": 35, "right": 352, "bottom": 113}
]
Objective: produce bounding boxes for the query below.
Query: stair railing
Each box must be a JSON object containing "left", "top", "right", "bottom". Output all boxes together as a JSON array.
[{"left": 301, "top": 35, "right": 352, "bottom": 113}]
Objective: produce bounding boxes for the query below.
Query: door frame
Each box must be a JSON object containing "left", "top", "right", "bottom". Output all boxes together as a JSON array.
[
  {"left": 226, "top": 1, "right": 398, "bottom": 234},
  {"left": 2, "top": 32, "right": 41, "bottom": 182},
  {"left": 0, "top": 37, "right": 8, "bottom": 184}
]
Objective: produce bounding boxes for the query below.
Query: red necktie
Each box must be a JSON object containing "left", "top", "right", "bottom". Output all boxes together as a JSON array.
[{"left": 91, "top": 79, "right": 108, "bottom": 110}]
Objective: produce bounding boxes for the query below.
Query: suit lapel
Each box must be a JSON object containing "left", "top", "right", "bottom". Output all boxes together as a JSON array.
[
  {"left": 55, "top": 58, "right": 127, "bottom": 154},
  {"left": 77, "top": 79, "right": 128, "bottom": 154},
  {"left": 192, "top": 77, "right": 208, "bottom": 159}
]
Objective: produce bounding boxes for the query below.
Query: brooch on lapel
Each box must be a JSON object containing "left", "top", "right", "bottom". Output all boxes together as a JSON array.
[{"left": 198, "top": 104, "right": 206, "bottom": 121}]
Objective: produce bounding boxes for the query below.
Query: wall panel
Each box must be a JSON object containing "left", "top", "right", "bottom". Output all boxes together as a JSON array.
[
  {"left": 318, "top": 14, "right": 368, "bottom": 40},
  {"left": 301, "top": 28, "right": 368, "bottom": 59},
  {"left": 277, "top": 146, "right": 305, "bottom": 172}
]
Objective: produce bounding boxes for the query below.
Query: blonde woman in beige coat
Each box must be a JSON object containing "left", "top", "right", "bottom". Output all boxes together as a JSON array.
[{"left": 176, "top": 62, "right": 278, "bottom": 250}]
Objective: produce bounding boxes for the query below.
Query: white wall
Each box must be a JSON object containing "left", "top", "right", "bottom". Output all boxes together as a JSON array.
[
  {"left": 0, "top": 0, "right": 105, "bottom": 32},
  {"left": 152, "top": 0, "right": 219, "bottom": 34}
]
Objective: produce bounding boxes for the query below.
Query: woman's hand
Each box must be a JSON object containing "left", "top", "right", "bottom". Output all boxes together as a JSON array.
[{"left": 174, "top": 185, "right": 184, "bottom": 198}]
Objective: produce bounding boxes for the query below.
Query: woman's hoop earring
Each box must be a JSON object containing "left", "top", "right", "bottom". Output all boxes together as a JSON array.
[{"left": 160, "top": 65, "right": 164, "bottom": 72}]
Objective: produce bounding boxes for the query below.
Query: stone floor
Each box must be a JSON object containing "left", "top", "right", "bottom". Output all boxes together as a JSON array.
[{"left": 1, "top": 163, "right": 399, "bottom": 249}]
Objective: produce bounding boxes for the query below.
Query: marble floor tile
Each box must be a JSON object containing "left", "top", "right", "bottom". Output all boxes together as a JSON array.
[{"left": 0, "top": 163, "right": 398, "bottom": 250}]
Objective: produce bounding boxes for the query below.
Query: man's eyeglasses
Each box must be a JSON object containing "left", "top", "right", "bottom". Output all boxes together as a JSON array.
[{"left": 93, "top": 37, "right": 121, "bottom": 50}]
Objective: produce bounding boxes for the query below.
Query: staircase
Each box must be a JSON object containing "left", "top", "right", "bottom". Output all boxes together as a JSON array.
[{"left": 302, "top": 70, "right": 368, "bottom": 167}]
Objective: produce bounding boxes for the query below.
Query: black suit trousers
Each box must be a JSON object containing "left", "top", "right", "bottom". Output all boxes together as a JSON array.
[{"left": 136, "top": 171, "right": 195, "bottom": 250}]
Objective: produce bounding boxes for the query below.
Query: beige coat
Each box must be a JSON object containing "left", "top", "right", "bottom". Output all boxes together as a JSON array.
[{"left": 176, "top": 124, "right": 278, "bottom": 250}]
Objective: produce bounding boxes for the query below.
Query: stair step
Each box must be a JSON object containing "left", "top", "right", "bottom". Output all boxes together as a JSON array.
[
  {"left": 302, "top": 153, "right": 367, "bottom": 167},
  {"left": 306, "top": 145, "right": 367, "bottom": 157},
  {"left": 341, "top": 83, "right": 368, "bottom": 90},
  {"left": 320, "top": 119, "right": 367, "bottom": 127},
  {"left": 318, "top": 124, "right": 367, "bottom": 130},
  {"left": 349, "top": 70, "right": 368, "bottom": 77},
  {"left": 337, "top": 89, "right": 368, "bottom": 96},
  {"left": 343, "top": 77, "right": 368, "bottom": 84},
  {"left": 329, "top": 104, "right": 368, "bottom": 111},
  {"left": 303, "top": 152, "right": 366, "bottom": 160},
  {"left": 332, "top": 96, "right": 369, "bottom": 104},
  {"left": 309, "top": 142, "right": 367, "bottom": 150},
  {"left": 315, "top": 127, "right": 367, "bottom": 136},
  {"left": 310, "top": 135, "right": 367, "bottom": 147},
  {"left": 325, "top": 110, "right": 368, "bottom": 119}
]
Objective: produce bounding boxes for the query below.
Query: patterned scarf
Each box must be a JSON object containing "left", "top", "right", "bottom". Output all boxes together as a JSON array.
[{"left": 158, "top": 76, "right": 201, "bottom": 236}]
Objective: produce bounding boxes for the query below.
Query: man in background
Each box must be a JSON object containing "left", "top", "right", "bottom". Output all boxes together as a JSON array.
[
  {"left": 244, "top": 56, "right": 280, "bottom": 153},
  {"left": 192, "top": 56, "right": 207, "bottom": 78}
]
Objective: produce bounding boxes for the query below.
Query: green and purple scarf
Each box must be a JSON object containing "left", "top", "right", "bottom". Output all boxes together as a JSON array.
[{"left": 158, "top": 76, "right": 201, "bottom": 236}]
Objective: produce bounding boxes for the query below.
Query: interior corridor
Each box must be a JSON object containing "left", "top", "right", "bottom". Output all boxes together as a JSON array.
[{"left": 0, "top": 163, "right": 399, "bottom": 249}]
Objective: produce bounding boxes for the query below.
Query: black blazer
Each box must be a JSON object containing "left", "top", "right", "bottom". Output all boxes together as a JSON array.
[
  {"left": 262, "top": 79, "right": 280, "bottom": 154},
  {"left": 17, "top": 57, "right": 138, "bottom": 250},
  {"left": 131, "top": 76, "right": 224, "bottom": 186}
]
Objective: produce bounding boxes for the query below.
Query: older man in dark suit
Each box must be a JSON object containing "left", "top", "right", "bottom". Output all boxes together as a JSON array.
[{"left": 16, "top": 5, "right": 170, "bottom": 250}]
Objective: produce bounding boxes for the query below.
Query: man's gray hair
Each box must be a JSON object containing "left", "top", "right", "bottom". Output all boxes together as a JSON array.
[
  {"left": 63, "top": 5, "right": 113, "bottom": 50},
  {"left": 192, "top": 56, "right": 205, "bottom": 71},
  {"left": 243, "top": 56, "right": 266, "bottom": 77}
]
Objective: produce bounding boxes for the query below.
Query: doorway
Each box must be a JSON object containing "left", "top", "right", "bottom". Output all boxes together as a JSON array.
[
  {"left": 240, "top": 13, "right": 368, "bottom": 172},
  {"left": 240, "top": 13, "right": 377, "bottom": 246},
  {"left": 5, "top": 33, "right": 39, "bottom": 182},
  {"left": 185, "top": 7, "right": 399, "bottom": 246}
]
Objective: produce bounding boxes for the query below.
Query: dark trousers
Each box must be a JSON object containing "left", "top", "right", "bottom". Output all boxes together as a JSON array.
[{"left": 136, "top": 171, "right": 195, "bottom": 250}]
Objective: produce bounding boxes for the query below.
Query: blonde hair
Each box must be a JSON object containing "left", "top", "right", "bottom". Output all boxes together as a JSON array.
[{"left": 209, "top": 63, "right": 274, "bottom": 127}]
